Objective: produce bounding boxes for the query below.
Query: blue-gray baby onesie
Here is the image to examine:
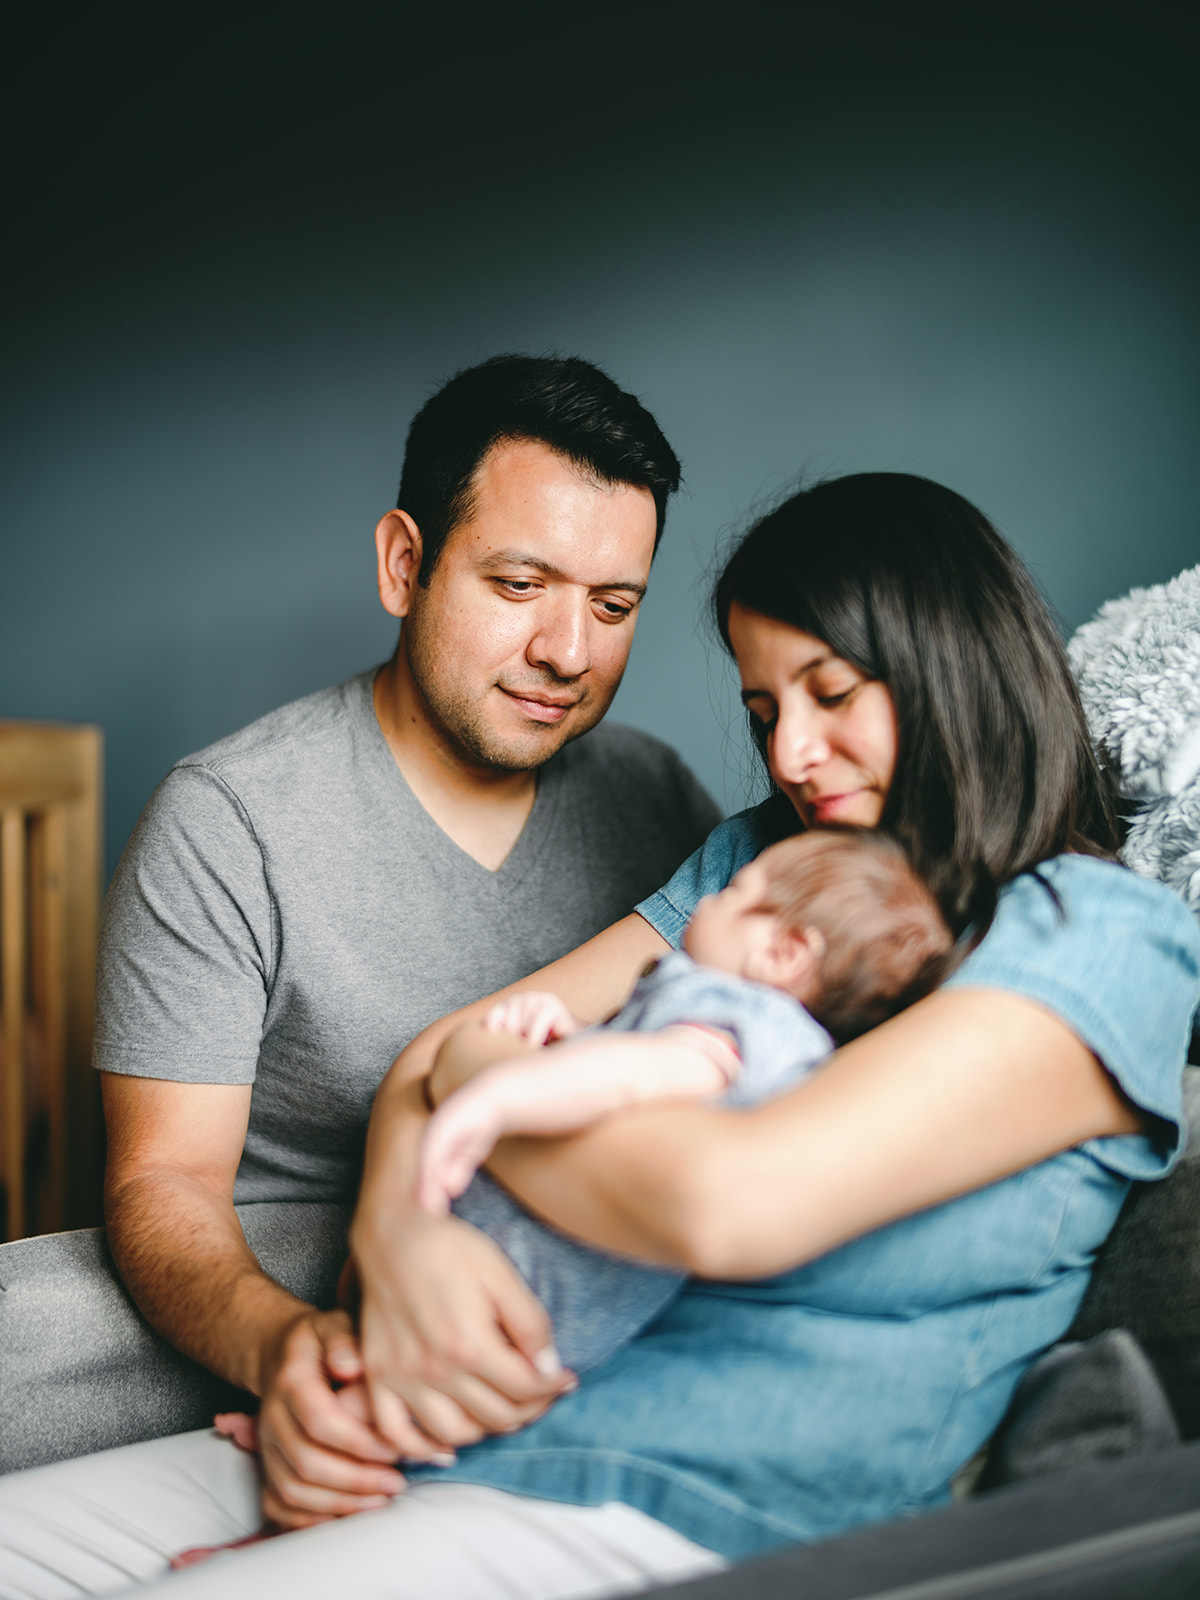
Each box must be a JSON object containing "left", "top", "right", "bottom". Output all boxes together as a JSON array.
[{"left": 452, "top": 951, "right": 832, "bottom": 1372}]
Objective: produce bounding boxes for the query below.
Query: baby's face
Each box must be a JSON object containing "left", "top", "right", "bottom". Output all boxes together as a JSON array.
[{"left": 682, "top": 861, "right": 786, "bottom": 980}]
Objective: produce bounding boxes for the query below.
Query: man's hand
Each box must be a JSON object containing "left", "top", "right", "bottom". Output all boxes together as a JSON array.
[
  {"left": 255, "top": 1308, "right": 436, "bottom": 1530},
  {"left": 483, "top": 991, "right": 582, "bottom": 1046},
  {"left": 354, "top": 1207, "right": 575, "bottom": 1458}
]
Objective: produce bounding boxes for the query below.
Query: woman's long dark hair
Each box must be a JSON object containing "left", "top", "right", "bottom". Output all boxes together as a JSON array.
[{"left": 714, "top": 473, "right": 1119, "bottom": 936}]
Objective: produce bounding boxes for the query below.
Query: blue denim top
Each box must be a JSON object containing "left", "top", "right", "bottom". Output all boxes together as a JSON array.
[{"left": 413, "top": 805, "right": 1200, "bottom": 1560}]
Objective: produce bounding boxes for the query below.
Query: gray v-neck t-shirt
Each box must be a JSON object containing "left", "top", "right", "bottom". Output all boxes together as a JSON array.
[{"left": 94, "top": 669, "right": 721, "bottom": 1202}]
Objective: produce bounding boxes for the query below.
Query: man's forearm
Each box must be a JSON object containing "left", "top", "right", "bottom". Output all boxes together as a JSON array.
[{"left": 105, "top": 1168, "right": 312, "bottom": 1396}]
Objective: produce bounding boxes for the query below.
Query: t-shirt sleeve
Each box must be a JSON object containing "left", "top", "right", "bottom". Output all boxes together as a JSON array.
[
  {"left": 946, "top": 856, "right": 1200, "bottom": 1180},
  {"left": 636, "top": 805, "right": 774, "bottom": 947},
  {"left": 93, "top": 764, "right": 276, "bottom": 1084}
]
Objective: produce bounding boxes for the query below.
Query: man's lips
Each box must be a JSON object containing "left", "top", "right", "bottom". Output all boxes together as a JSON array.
[{"left": 500, "top": 687, "right": 582, "bottom": 724}]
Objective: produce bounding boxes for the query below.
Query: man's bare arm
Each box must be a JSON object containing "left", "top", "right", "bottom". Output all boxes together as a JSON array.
[
  {"left": 101, "top": 1073, "right": 420, "bottom": 1527},
  {"left": 103, "top": 1075, "right": 296, "bottom": 1391}
]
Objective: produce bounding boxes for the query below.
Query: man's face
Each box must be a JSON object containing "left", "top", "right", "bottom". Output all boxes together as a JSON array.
[{"left": 400, "top": 439, "right": 658, "bottom": 773}]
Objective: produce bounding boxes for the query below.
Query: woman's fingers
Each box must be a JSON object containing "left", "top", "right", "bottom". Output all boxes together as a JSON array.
[{"left": 356, "top": 1213, "right": 574, "bottom": 1450}]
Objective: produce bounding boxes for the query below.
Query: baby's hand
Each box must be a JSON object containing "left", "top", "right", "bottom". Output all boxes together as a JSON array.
[
  {"left": 483, "top": 991, "right": 581, "bottom": 1046},
  {"left": 416, "top": 1084, "right": 508, "bottom": 1214}
]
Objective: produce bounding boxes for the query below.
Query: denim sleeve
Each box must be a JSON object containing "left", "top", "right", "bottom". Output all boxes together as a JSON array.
[
  {"left": 946, "top": 855, "right": 1200, "bottom": 1179},
  {"left": 635, "top": 805, "right": 774, "bottom": 947}
]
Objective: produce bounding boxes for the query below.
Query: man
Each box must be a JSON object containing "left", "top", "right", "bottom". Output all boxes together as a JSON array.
[{"left": 0, "top": 355, "right": 718, "bottom": 1558}]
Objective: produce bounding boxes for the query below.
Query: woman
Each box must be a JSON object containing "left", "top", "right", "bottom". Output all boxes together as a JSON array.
[
  {"left": 346, "top": 473, "right": 1199, "bottom": 1567},
  {"left": 3, "top": 474, "right": 1196, "bottom": 1598}
]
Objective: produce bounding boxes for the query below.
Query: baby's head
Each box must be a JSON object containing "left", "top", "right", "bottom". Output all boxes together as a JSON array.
[{"left": 682, "top": 829, "right": 954, "bottom": 1042}]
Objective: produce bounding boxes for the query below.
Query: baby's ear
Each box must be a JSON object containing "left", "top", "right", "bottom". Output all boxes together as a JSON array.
[{"left": 754, "top": 925, "right": 825, "bottom": 998}]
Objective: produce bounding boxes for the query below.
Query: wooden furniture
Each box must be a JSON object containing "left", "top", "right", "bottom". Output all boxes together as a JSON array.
[{"left": 0, "top": 722, "right": 103, "bottom": 1240}]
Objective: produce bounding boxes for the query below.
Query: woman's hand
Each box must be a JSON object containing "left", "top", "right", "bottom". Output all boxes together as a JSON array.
[
  {"left": 354, "top": 1207, "right": 575, "bottom": 1455},
  {"left": 347, "top": 913, "right": 668, "bottom": 1453}
]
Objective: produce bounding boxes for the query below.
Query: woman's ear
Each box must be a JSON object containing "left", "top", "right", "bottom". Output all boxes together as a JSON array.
[
  {"left": 751, "top": 925, "right": 826, "bottom": 1000},
  {"left": 376, "top": 510, "right": 424, "bottom": 619}
]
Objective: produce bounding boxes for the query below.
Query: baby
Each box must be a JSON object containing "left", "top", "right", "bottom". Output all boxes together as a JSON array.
[{"left": 421, "top": 826, "right": 955, "bottom": 1375}]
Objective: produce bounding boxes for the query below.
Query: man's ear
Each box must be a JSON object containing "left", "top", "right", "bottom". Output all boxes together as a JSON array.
[
  {"left": 752, "top": 925, "right": 825, "bottom": 1000},
  {"left": 375, "top": 510, "right": 424, "bottom": 620}
]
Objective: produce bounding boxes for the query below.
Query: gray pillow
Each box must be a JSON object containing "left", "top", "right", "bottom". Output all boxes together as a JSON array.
[
  {"left": 1066, "top": 1065, "right": 1200, "bottom": 1436},
  {"left": 979, "top": 1328, "right": 1180, "bottom": 1489}
]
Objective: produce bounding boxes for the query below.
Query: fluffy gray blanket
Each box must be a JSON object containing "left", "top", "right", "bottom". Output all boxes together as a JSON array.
[{"left": 1068, "top": 564, "right": 1200, "bottom": 919}]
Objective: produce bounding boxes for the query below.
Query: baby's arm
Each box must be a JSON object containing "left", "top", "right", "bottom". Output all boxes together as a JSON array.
[{"left": 417, "top": 1024, "right": 741, "bottom": 1215}]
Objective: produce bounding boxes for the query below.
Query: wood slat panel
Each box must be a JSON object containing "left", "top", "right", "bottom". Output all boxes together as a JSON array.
[
  {"left": 0, "top": 722, "right": 103, "bottom": 1237},
  {"left": 1, "top": 807, "right": 27, "bottom": 1240},
  {"left": 33, "top": 810, "right": 68, "bottom": 1232}
]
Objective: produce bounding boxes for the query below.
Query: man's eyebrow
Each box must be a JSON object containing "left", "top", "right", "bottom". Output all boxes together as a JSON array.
[{"left": 476, "top": 549, "right": 647, "bottom": 598}]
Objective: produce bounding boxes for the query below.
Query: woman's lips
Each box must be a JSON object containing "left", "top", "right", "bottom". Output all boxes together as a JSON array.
[{"left": 805, "top": 790, "right": 864, "bottom": 823}]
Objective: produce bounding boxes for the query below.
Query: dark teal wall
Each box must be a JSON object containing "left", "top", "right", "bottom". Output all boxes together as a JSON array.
[{"left": 4, "top": 7, "right": 1197, "bottom": 875}]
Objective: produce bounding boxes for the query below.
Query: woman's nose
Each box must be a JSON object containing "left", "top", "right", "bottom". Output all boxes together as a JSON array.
[{"left": 770, "top": 709, "right": 831, "bottom": 783}]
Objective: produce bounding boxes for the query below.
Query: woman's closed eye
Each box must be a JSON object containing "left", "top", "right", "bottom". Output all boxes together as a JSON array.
[{"left": 742, "top": 695, "right": 777, "bottom": 730}]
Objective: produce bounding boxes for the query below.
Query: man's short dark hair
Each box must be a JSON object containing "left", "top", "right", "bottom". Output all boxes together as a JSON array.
[{"left": 397, "top": 354, "right": 682, "bottom": 584}]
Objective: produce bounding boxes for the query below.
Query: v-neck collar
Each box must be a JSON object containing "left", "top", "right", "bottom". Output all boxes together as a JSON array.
[{"left": 358, "top": 668, "right": 563, "bottom": 888}]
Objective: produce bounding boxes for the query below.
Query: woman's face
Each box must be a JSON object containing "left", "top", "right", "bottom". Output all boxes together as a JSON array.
[{"left": 728, "top": 603, "right": 898, "bottom": 829}]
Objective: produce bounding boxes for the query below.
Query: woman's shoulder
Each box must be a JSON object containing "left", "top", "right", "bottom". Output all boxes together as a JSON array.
[
  {"left": 970, "top": 854, "right": 1200, "bottom": 963},
  {"left": 948, "top": 854, "right": 1200, "bottom": 1175},
  {"left": 635, "top": 796, "right": 792, "bottom": 948}
]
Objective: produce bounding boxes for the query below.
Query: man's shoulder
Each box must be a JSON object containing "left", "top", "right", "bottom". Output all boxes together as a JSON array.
[
  {"left": 552, "top": 722, "right": 723, "bottom": 868},
  {"left": 170, "top": 670, "right": 378, "bottom": 784}
]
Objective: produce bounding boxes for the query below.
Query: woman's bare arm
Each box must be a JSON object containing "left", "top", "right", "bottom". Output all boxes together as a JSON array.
[{"left": 487, "top": 986, "right": 1143, "bottom": 1278}]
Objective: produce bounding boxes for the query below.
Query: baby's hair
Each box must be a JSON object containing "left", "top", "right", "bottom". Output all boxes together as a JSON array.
[{"left": 757, "top": 829, "right": 956, "bottom": 1042}]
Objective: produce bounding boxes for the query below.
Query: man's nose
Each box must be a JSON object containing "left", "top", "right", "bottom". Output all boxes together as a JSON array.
[
  {"left": 770, "top": 707, "right": 831, "bottom": 783},
  {"left": 528, "top": 598, "right": 591, "bottom": 679}
]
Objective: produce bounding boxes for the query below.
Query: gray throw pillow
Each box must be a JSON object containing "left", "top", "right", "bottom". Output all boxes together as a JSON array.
[{"left": 1067, "top": 1065, "right": 1200, "bottom": 1436}]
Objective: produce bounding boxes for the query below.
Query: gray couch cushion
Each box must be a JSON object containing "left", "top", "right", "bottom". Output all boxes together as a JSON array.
[{"left": 0, "top": 1202, "right": 351, "bottom": 1473}]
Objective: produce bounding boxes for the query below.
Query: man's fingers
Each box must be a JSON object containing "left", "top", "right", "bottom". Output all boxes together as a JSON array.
[
  {"left": 322, "top": 1328, "right": 365, "bottom": 1385},
  {"left": 261, "top": 1423, "right": 406, "bottom": 1499},
  {"left": 273, "top": 1321, "right": 397, "bottom": 1464},
  {"left": 258, "top": 1434, "right": 399, "bottom": 1529}
]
